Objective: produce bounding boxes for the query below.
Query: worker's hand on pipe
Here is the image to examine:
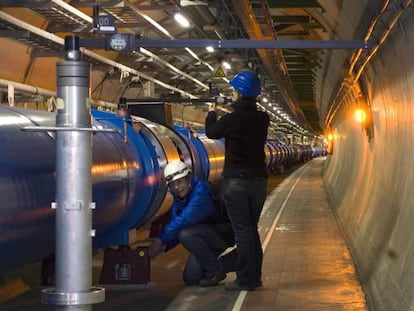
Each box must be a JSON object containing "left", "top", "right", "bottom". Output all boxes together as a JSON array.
[
  {"left": 148, "top": 237, "right": 166, "bottom": 258},
  {"left": 208, "top": 103, "right": 216, "bottom": 112}
]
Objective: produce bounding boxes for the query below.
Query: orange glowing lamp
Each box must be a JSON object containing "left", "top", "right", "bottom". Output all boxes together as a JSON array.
[{"left": 354, "top": 108, "right": 366, "bottom": 123}]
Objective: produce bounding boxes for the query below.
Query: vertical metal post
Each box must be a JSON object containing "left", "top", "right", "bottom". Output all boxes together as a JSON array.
[{"left": 42, "top": 35, "right": 104, "bottom": 310}]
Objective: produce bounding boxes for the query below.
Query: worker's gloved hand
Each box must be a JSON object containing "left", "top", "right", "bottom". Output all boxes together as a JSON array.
[
  {"left": 208, "top": 103, "right": 216, "bottom": 112},
  {"left": 148, "top": 237, "right": 166, "bottom": 258}
]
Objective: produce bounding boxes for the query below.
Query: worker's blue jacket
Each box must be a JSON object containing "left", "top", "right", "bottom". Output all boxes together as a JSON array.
[{"left": 159, "top": 175, "right": 215, "bottom": 250}]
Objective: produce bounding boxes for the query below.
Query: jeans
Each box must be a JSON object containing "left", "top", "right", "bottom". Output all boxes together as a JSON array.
[
  {"left": 182, "top": 248, "right": 237, "bottom": 285},
  {"left": 178, "top": 223, "right": 231, "bottom": 285},
  {"left": 222, "top": 176, "right": 267, "bottom": 287}
]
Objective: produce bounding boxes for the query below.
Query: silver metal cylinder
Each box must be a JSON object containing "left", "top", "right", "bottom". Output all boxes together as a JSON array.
[{"left": 42, "top": 36, "right": 104, "bottom": 310}]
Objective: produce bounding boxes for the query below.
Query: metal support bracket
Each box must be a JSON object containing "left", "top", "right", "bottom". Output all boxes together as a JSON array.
[{"left": 22, "top": 126, "right": 120, "bottom": 133}]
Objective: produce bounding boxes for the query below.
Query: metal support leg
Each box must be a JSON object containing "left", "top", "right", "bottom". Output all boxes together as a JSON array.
[{"left": 42, "top": 35, "right": 105, "bottom": 310}]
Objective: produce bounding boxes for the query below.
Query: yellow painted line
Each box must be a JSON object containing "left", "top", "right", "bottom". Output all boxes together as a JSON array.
[{"left": 0, "top": 278, "right": 29, "bottom": 303}]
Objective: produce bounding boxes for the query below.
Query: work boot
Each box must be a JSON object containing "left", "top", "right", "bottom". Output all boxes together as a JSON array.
[
  {"left": 224, "top": 280, "right": 256, "bottom": 291},
  {"left": 218, "top": 247, "right": 237, "bottom": 273},
  {"left": 199, "top": 272, "right": 226, "bottom": 287}
]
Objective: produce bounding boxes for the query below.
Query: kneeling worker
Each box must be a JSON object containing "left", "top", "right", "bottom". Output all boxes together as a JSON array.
[{"left": 148, "top": 160, "right": 235, "bottom": 287}]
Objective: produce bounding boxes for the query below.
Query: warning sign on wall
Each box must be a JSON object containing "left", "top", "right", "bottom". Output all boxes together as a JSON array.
[{"left": 214, "top": 65, "right": 226, "bottom": 78}]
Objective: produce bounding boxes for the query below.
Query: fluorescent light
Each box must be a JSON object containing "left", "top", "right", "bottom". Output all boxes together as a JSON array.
[
  {"left": 181, "top": 0, "right": 207, "bottom": 6},
  {"left": 206, "top": 46, "right": 214, "bottom": 52},
  {"left": 222, "top": 61, "right": 231, "bottom": 69},
  {"left": 174, "top": 12, "right": 190, "bottom": 27}
]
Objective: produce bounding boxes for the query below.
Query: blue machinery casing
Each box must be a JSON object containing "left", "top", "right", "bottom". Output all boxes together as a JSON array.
[
  {"left": 0, "top": 105, "right": 325, "bottom": 275},
  {"left": 0, "top": 105, "right": 225, "bottom": 274}
]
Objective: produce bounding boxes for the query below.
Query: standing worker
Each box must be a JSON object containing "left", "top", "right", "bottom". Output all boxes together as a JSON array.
[
  {"left": 205, "top": 70, "right": 270, "bottom": 291},
  {"left": 148, "top": 160, "right": 236, "bottom": 287}
]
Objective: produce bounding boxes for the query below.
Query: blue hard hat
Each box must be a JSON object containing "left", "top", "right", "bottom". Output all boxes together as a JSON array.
[{"left": 229, "top": 70, "right": 261, "bottom": 97}]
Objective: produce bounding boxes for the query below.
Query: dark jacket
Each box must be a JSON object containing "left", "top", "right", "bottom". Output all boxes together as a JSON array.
[
  {"left": 205, "top": 98, "right": 270, "bottom": 177},
  {"left": 158, "top": 175, "right": 215, "bottom": 250}
]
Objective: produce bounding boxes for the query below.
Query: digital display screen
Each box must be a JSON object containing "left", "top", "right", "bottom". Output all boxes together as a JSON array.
[{"left": 110, "top": 34, "right": 127, "bottom": 51}]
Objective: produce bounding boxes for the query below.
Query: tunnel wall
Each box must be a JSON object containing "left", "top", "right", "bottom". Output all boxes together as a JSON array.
[{"left": 323, "top": 8, "right": 414, "bottom": 311}]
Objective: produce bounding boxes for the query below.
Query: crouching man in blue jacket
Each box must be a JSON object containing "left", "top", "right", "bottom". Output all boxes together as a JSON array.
[{"left": 148, "top": 160, "right": 235, "bottom": 287}]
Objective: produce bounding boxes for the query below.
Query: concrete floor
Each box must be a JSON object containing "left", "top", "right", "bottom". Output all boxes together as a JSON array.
[{"left": 0, "top": 158, "right": 368, "bottom": 310}]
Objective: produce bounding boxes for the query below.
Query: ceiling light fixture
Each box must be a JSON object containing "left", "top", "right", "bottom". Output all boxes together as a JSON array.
[
  {"left": 222, "top": 61, "right": 231, "bottom": 70},
  {"left": 174, "top": 12, "right": 190, "bottom": 28},
  {"left": 180, "top": 0, "right": 207, "bottom": 6}
]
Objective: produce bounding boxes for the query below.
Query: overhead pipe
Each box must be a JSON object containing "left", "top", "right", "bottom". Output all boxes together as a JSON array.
[
  {"left": 0, "top": 78, "right": 55, "bottom": 98},
  {"left": 0, "top": 78, "right": 117, "bottom": 110},
  {"left": 112, "top": 39, "right": 370, "bottom": 49}
]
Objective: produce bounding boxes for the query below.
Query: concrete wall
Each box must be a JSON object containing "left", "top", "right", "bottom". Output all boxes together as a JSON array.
[{"left": 323, "top": 8, "right": 414, "bottom": 311}]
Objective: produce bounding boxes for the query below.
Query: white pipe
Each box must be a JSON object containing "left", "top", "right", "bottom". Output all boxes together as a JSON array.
[
  {"left": 0, "top": 78, "right": 117, "bottom": 109},
  {"left": 0, "top": 78, "right": 55, "bottom": 97}
]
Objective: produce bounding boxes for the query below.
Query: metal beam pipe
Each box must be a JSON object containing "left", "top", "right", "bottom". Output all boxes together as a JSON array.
[
  {"left": 139, "top": 39, "right": 370, "bottom": 49},
  {"left": 81, "top": 38, "right": 372, "bottom": 50}
]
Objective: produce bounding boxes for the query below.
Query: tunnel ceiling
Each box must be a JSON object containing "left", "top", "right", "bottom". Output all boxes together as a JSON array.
[{"left": 0, "top": 0, "right": 378, "bottom": 136}]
